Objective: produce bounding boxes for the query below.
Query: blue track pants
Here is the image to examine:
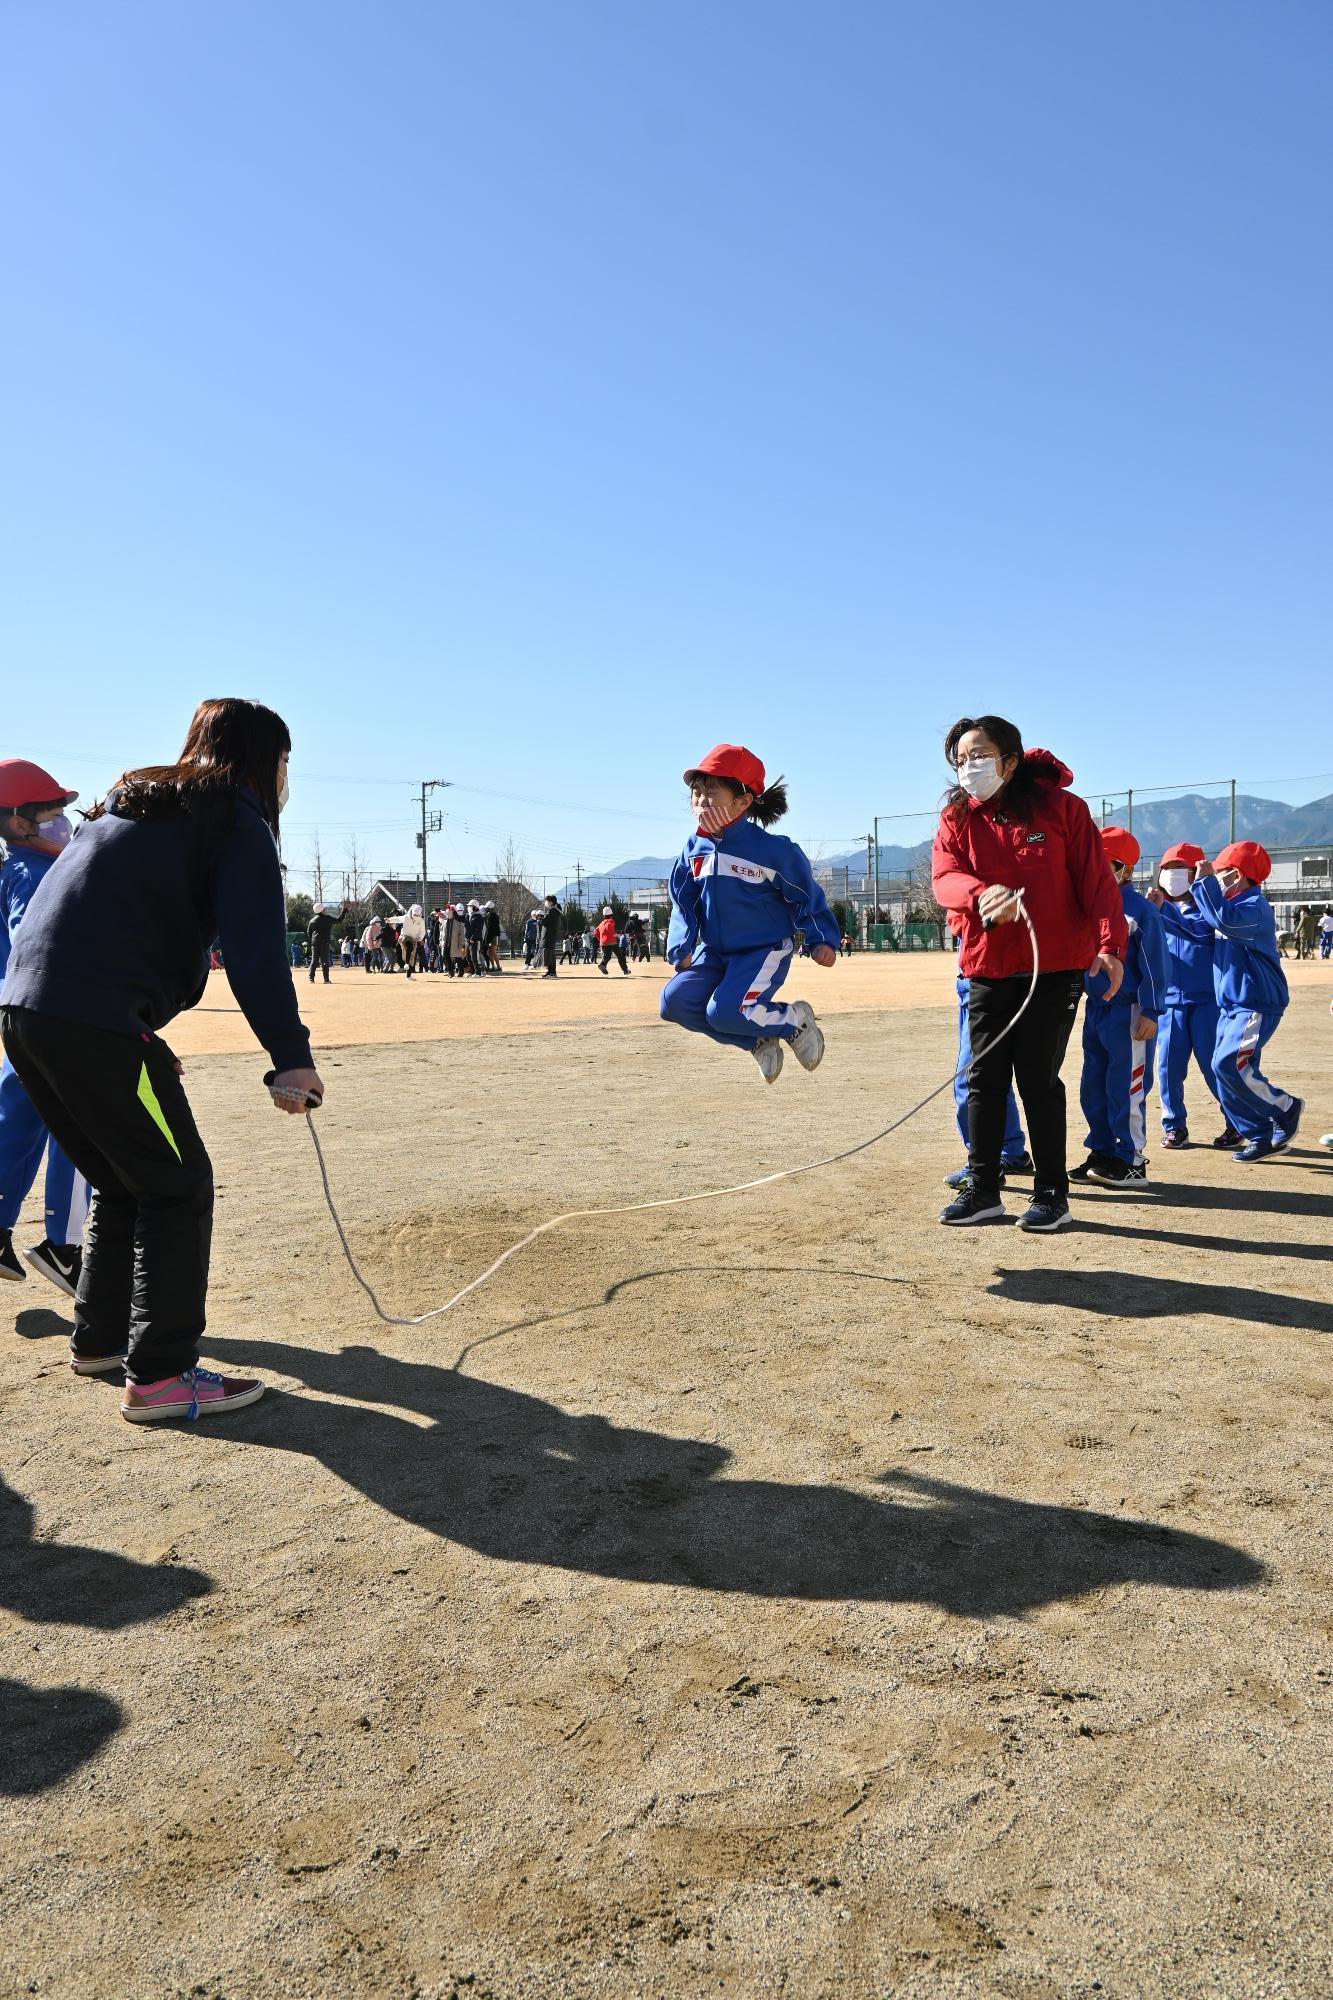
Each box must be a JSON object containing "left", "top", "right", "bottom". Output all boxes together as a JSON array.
[
  {"left": 1080, "top": 1003, "right": 1154, "bottom": 1166},
  {"left": 661, "top": 943, "right": 800, "bottom": 1046},
  {"left": 1212, "top": 1008, "right": 1295, "bottom": 1140},
  {"left": 0, "top": 1053, "right": 89, "bottom": 1243},
  {"left": 1155, "top": 1000, "right": 1220, "bottom": 1135}
]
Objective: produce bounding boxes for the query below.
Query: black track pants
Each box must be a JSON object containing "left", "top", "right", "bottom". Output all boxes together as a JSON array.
[
  {"left": 0, "top": 1008, "right": 213, "bottom": 1382},
  {"left": 965, "top": 971, "right": 1084, "bottom": 1198}
]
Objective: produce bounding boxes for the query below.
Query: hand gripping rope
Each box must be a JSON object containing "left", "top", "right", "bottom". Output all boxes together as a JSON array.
[{"left": 271, "top": 891, "right": 1039, "bottom": 1330}]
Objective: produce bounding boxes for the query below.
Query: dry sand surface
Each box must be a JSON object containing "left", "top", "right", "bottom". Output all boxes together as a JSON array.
[{"left": 3, "top": 956, "right": 1331, "bottom": 2000}]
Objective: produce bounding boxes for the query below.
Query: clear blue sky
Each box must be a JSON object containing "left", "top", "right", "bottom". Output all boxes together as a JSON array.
[{"left": 3, "top": 1, "right": 1330, "bottom": 894}]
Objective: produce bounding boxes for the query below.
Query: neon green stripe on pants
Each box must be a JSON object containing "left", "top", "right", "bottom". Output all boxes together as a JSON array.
[{"left": 137, "top": 1062, "right": 182, "bottom": 1161}]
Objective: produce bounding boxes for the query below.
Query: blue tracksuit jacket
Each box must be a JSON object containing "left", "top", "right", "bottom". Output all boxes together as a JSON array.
[
  {"left": 0, "top": 843, "right": 87, "bottom": 1241},
  {"left": 1190, "top": 875, "right": 1295, "bottom": 1140},
  {"left": 661, "top": 816, "right": 839, "bottom": 1047},
  {"left": 1080, "top": 882, "right": 1168, "bottom": 1165},
  {"left": 1155, "top": 894, "right": 1221, "bottom": 1133},
  {"left": 1190, "top": 876, "right": 1289, "bottom": 1015}
]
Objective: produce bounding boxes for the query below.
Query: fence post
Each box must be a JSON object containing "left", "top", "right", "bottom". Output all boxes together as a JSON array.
[{"left": 1229, "top": 779, "right": 1236, "bottom": 841}]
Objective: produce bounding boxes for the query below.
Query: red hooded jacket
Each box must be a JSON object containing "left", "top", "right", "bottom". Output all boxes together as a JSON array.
[{"left": 931, "top": 750, "right": 1127, "bottom": 978}]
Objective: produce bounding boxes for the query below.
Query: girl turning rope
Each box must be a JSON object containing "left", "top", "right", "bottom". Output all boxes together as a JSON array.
[
  {"left": 0, "top": 699, "right": 322, "bottom": 1421},
  {"left": 659, "top": 745, "right": 840, "bottom": 1084}
]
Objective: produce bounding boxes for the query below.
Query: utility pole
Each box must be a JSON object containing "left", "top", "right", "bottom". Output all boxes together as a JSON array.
[
  {"left": 1126, "top": 788, "right": 1133, "bottom": 835},
  {"left": 415, "top": 779, "right": 452, "bottom": 909},
  {"left": 575, "top": 860, "right": 583, "bottom": 907},
  {"left": 873, "top": 818, "right": 881, "bottom": 944},
  {"left": 1229, "top": 778, "right": 1236, "bottom": 842}
]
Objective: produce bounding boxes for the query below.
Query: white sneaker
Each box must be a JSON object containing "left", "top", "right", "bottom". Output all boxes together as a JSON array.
[
  {"left": 787, "top": 1001, "right": 825, "bottom": 1073},
  {"left": 751, "top": 1038, "right": 784, "bottom": 1084}
]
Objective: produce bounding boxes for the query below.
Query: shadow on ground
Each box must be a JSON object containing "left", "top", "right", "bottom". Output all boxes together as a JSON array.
[
  {"left": 1, "top": 1477, "right": 212, "bottom": 1795},
  {"left": 204, "top": 1336, "right": 1265, "bottom": 1615},
  {"left": 989, "top": 1266, "right": 1332, "bottom": 1335}
]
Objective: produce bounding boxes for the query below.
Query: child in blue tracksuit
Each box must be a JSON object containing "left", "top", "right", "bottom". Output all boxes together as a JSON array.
[
  {"left": 1076, "top": 827, "right": 1168, "bottom": 1192},
  {"left": 1151, "top": 840, "right": 1230, "bottom": 1149},
  {"left": 0, "top": 759, "right": 89, "bottom": 1293},
  {"left": 660, "top": 743, "right": 840, "bottom": 1084},
  {"left": 1190, "top": 842, "right": 1302, "bottom": 1162}
]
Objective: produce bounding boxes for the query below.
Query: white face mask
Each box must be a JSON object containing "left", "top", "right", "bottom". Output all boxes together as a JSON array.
[
  {"left": 277, "top": 774, "right": 289, "bottom": 812},
  {"left": 957, "top": 755, "right": 1005, "bottom": 802},
  {"left": 1159, "top": 867, "right": 1191, "bottom": 898}
]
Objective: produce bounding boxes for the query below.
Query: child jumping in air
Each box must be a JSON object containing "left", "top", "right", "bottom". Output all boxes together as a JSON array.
[
  {"left": 659, "top": 744, "right": 838, "bottom": 1083},
  {"left": 1192, "top": 842, "right": 1303, "bottom": 1162}
]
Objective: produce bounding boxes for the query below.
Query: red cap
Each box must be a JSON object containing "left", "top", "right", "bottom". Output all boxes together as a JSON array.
[
  {"left": 1100, "top": 824, "right": 1140, "bottom": 868},
  {"left": 0, "top": 758, "right": 77, "bottom": 813},
  {"left": 683, "top": 743, "right": 766, "bottom": 796},
  {"left": 1214, "top": 839, "right": 1271, "bottom": 885},
  {"left": 1160, "top": 841, "right": 1205, "bottom": 867}
]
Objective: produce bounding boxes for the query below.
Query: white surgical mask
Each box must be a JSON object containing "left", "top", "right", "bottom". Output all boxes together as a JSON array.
[
  {"left": 1159, "top": 867, "right": 1191, "bottom": 898},
  {"left": 277, "top": 774, "right": 289, "bottom": 812},
  {"left": 957, "top": 756, "right": 1004, "bottom": 802}
]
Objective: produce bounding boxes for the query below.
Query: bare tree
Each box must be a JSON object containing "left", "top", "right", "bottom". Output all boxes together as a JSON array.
[
  {"left": 311, "top": 829, "right": 325, "bottom": 908},
  {"left": 906, "top": 850, "right": 947, "bottom": 945},
  {"left": 492, "top": 840, "right": 533, "bottom": 950}
]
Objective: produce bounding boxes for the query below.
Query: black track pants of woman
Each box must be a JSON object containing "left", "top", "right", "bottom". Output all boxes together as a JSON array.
[
  {"left": 965, "top": 972, "right": 1083, "bottom": 1198},
  {"left": 1, "top": 1008, "right": 212, "bottom": 1383}
]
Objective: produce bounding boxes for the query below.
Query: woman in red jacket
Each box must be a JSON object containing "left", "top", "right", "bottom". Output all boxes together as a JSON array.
[{"left": 931, "top": 715, "right": 1127, "bottom": 1233}]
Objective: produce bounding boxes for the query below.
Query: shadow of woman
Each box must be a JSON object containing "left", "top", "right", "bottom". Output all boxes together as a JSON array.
[{"left": 204, "top": 1337, "right": 1265, "bottom": 1616}]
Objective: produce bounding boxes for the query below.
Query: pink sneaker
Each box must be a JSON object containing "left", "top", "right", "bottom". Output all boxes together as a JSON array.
[{"left": 120, "top": 1366, "right": 265, "bottom": 1423}]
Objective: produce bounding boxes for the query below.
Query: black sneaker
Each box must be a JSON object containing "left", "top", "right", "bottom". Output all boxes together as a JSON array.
[
  {"left": 0, "top": 1229, "right": 24, "bottom": 1283},
  {"left": 1087, "top": 1157, "right": 1130, "bottom": 1189},
  {"left": 1088, "top": 1158, "right": 1155, "bottom": 1197},
  {"left": 939, "top": 1184, "right": 1007, "bottom": 1226},
  {"left": 943, "top": 1165, "right": 1008, "bottom": 1190},
  {"left": 1212, "top": 1125, "right": 1242, "bottom": 1149},
  {"left": 24, "top": 1239, "right": 83, "bottom": 1298},
  {"left": 1068, "top": 1155, "right": 1103, "bottom": 1183},
  {"left": 1018, "top": 1191, "right": 1073, "bottom": 1232},
  {"left": 1000, "top": 1150, "right": 1035, "bottom": 1176}
]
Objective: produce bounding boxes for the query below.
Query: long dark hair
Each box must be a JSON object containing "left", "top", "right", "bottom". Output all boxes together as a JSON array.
[
  {"left": 941, "top": 714, "right": 1051, "bottom": 824},
  {"left": 87, "top": 698, "right": 291, "bottom": 833}
]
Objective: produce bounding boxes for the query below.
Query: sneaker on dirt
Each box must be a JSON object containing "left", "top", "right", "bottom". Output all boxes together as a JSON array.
[
  {"left": 751, "top": 1038, "right": 784, "bottom": 1084},
  {"left": 1000, "top": 1151, "right": 1035, "bottom": 1175},
  {"left": 944, "top": 1165, "right": 1011, "bottom": 1190},
  {"left": 24, "top": 1239, "right": 82, "bottom": 1299},
  {"left": 1018, "top": 1192, "right": 1073, "bottom": 1232},
  {"left": 1270, "top": 1097, "right": 1304, "bottom": 1152},
  {"left": 0, "top": 1230, "right": 24, "bottom": 1283},
  {"left": 1160, "top": 1128, "right": 1188, "bottom": 1150},
  {"left": 1212, "top": 1125, "right": 1242, "bottom": 1149},
  {"left": 938, "top": 1185, "right": 1006, "bottom": 1226}
]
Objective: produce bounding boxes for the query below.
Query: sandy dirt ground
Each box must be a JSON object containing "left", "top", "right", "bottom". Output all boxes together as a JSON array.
[{"left": 2, "top": 956, "right": 1331, "bottom": 2000}]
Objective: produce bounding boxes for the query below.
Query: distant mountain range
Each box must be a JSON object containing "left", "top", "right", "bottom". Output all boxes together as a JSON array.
[{"left": 560, "top": 793, "right": 1333, "bottom": 902}]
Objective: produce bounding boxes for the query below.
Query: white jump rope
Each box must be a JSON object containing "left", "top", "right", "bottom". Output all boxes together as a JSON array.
[{"left": 270, "top": 890, "right": 1039, "bottom": 1330}]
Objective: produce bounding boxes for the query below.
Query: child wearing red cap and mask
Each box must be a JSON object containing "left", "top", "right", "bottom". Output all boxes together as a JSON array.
[
  {"left": 0, "top": 759, "right": 89, "bottom": 1297},
  {"left": 660, "top": 745, "right": 839, "bottom": 1083},
  {"left": 1191, "top": 843, "right": 1303, "bottom": 1162},
  {"left": 1148, "top": 841, "right": 1233, "bottom": 1150}
]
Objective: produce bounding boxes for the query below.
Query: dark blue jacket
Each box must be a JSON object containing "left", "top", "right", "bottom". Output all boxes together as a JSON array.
[
  {"left": 1158, "top": 894, "right": 1216, "bottom": 1006},
  {"left": 1192, "top": 875, "right": 1288, "bottom": 1015},
  {"left": 0, "top": 790, "right": 312, "bottom": 1073}
]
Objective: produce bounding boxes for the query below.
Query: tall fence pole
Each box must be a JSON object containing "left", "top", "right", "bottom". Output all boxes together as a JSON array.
[
  {"left": 873, "top": 818, "right": 881, "bottom": 940},
  {"left": 1127, "top": 788, "right": 1133, "bottom": 835},
  {"left": 1230, "top": 779, "right": 1236, "bottom": 841}
]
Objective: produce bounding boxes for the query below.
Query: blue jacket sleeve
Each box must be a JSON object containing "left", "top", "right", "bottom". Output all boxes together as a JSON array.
[
  {"left": 1192, "top": 874, "right": 1274, "bottom": 943},
  {"left": 1134, "top": 899, "right": 1169, "bottom": 1020},
  {"left": 666, "top": 849, "right": 699, "bottom": 966},
  {"left": 212, "top": 806, "right": 314, "bottom": 1072},
  {"left": 770, "top": 839, "right": 841, "bottom": 952},
  {"left": 1159, "top": 895, "right": 1214, "bottom": 944}
]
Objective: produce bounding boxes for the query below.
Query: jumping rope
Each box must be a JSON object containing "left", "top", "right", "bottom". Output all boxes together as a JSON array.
[{"left": 270, "top": 891, "right": 1039, "bottom": 1329}]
